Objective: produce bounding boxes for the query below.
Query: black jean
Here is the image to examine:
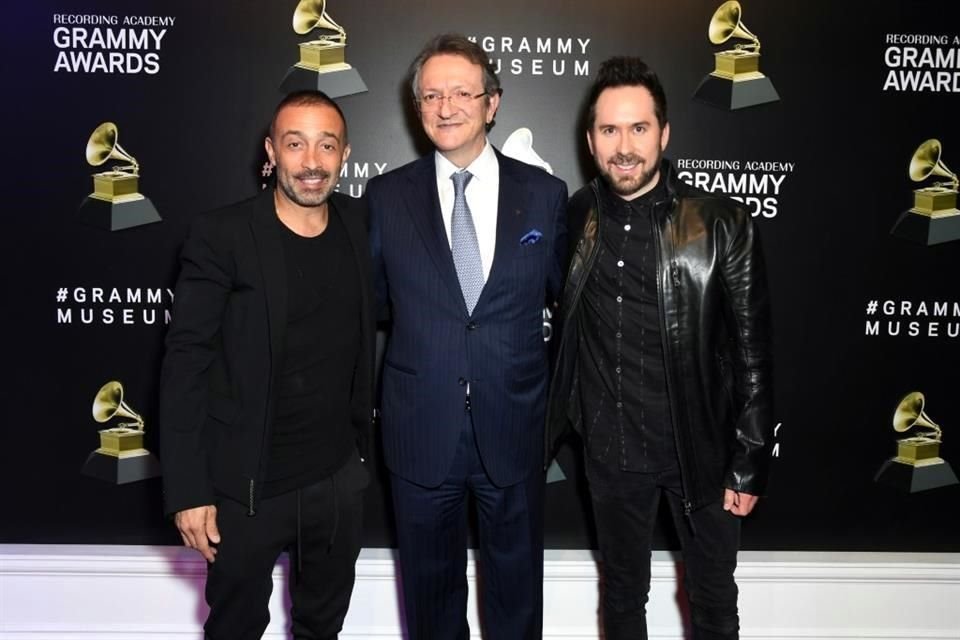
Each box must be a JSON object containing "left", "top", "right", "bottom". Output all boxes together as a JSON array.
[
  {"left": 204, "top": 450, "right": 368, "bottom": 640},
  {"left": 586, "top": 456, "right": 741, "bottom": 640}
]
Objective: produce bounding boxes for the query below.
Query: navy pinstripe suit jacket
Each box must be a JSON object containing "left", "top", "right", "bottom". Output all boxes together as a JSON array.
[{"left": 368, "top": 150, "right": 567, "bottom": 488}]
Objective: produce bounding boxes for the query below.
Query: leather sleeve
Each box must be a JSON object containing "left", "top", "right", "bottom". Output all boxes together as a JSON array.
[{"left": 719, "top": 212, "right": 775, "bottom": 496}]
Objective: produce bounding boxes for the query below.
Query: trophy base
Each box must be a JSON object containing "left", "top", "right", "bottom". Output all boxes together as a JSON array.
[
  {"left": 81, "top": 449, "right": 161, "bottom": 485},
  {"left": 78, "top": 196, "right": 162, "bottom": 231},
  {"left": 890, "top": 208, "right": 960, "bottom": 245},
  {"left": 280, "top": 65, "right": 368, "bottom": 98},
  {"left": 874, "top": 458, "right": 959, "bottom": 493},
  {"left": 693, "top": 73, "right": 780, "bottom": 110}
]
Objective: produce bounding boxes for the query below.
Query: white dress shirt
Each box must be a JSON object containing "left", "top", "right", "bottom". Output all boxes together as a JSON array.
[{"left": 435, "top": 141, "right": 500, "bottom": 282}]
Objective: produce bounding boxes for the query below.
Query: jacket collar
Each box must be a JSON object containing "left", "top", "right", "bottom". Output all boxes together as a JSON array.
[
  {"left": 402, "top": 149, "right": 531, "bottom": 317},
  {"left": 247, "top": 189, "right": 287, "bottom": 372},
  {"left": 403, "top": 154, "right": 463, "bottom": 306},
  {"left": 482, "top": 151, "right": 529, "bottom": 313}
]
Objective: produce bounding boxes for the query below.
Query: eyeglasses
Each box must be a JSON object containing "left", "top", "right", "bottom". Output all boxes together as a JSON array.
[{"left": 418, "top": 90, "right": 489, "bottom": 112}]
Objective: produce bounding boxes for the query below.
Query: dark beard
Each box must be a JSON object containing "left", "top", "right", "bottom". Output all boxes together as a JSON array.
[
  {"left": 277, "top": 168, "right": 334, "bottom": 207},
  {"left": 599, "top": 152, "right": 660, "bottom": 199}
]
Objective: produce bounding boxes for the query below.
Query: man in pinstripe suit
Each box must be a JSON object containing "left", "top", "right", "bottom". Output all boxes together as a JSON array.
[{"left": 367, "top": 34, "right": 567, "bottom": 640}]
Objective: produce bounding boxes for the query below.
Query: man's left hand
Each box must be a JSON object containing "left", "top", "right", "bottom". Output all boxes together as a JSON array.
[{"left": 722, "top": 489, "right": 759, "bottom": 516}]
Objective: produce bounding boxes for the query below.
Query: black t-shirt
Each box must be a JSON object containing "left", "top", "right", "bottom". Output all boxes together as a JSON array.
[
  {"left": 576, "top": 178, "right": 678, "bottom": 472},
  {"left": 264, "top": 204, "right": 361, "bottom": 496}
]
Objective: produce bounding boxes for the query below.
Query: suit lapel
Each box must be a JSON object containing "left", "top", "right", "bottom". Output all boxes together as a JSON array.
[
  {"left": 249, "top": 190, "right": 287, "bottom": 373},
  {"left": 331, "top": 194, "right": 375, "bottom": 414},
  {"left": 333, "top": 194, "right": 373, "bottom": 319},
  {"left": 404, "top": 155, "right": 466, "bottom": 308},
  {"left": 475, "top": 153, "right": 529, "bottom": 310},
  {"left": 333, "top": 193, "right": 374, "bottom": 345}
]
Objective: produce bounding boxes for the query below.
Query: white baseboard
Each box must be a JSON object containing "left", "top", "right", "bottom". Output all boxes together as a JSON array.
[{"left": 1, "top": 546, "right": 958, "bottom": 639}]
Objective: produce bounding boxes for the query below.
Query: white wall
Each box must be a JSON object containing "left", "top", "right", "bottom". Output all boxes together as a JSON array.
[{"left": 1, "top": 546, "right": 958, "bottom": 639}]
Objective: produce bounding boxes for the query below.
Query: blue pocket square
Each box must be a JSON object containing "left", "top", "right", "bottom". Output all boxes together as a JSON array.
[{"left": 520, "top": 229, "right": 543, "bottom": 246}]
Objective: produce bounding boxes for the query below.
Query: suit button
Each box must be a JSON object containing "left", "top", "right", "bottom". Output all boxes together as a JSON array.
[
  {"left": 458, "top": 377, "right": 466, "bottom": 386},
  {"left": 467, "top": 321, "right": 478, "bottom": 330}
]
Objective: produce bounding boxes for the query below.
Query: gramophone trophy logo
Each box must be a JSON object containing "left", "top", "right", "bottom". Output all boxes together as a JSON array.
[
  {"left": 279, "top": 0, "right": 367, "bottom": 97},
  {"left": 80, "top": 381, "right": 160, "bottom": 484},
  {"left": 890, "top": 139, "right": 960, "bottom": 245},
  {"left": 874, "top": 391, "right": 958, "bottom": 492},
  {"left": 77, "top": 122, "right": 161, "bottom": 231},
  {"left": 692, "top": 1, "right": 780, "bottom": 110}
]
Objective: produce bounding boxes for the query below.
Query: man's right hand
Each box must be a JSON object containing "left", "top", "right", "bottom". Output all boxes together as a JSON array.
[{"left": 174, "top": 505, "right": 221, "bottom": 563}]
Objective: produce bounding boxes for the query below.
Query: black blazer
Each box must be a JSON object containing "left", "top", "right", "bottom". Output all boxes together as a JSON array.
[
  {"left": 159, "top": 190, "right": 375, "bottom": 516},
  {"left": 368, "top": 151, "right": 567, "bottom": 488}
]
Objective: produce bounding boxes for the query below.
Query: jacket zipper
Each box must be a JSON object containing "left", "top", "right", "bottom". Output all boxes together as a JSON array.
[
  {"left": 252, "top": 333, "right": 277, "bottom": 517},
  {"left": 544, "top": 183, "right": 608, "bottom": 468},
  {"left": 651, "top": 198, "right": 696, "bottom": 531},
  {"left": 564, "top": 182, "right": 696, "bottom": 523},
  {"left": 564, "top": 182, "right": 607, "bottom": 326}
]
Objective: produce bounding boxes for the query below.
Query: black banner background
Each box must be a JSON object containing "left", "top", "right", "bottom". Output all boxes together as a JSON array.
[{"left": 1, "top": 0, "right": 957, "bottom": 551}]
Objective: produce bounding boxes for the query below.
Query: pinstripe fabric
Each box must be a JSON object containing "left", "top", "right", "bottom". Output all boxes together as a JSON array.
[
  {"left": 390, "top": 418, "right": 544, "bottom": 640},
  {"left": 369, "top": 150, "right": 566, "bottom": 640},
  {"left": 368, "top": 151, "right": 568, "bottom": 489}
]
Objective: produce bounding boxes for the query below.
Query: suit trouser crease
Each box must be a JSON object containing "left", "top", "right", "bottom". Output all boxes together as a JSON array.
[{"left": 391, "top": 413, "right": 544, "bottom": 640}]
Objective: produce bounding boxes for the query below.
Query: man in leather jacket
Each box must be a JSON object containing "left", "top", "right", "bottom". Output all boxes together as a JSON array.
[{"left": 546, "top": 57, "right": 774, "bottom": 639}]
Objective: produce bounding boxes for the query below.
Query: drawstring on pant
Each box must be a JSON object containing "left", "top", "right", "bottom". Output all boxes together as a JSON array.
[{"left": 294, "top": 468, "right": 344, "bottom": 579}]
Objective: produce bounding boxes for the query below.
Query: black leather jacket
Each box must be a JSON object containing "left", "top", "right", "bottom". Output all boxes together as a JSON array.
[{"left": 546, "top": 160, "right": 774, "bottom": 510}]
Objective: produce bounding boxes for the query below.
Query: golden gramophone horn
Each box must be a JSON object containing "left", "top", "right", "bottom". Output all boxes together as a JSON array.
[
  {"left": 909, "top": 139, "right": 958, "bottom": 188},
  {"left": 93, "top": 381, "right": 144, "bottom": 430},
  {"left": 709, "top": 0, "right": 761, "bottom": 49},
  {"left": 85, "top": 122, "right": 139, "bottom": 173},
  {"left": 292, "top": 0, "right": 344, "bottom": 36},
  {"left": 893, "top": 391, "right": 941, "bottom": 438}
]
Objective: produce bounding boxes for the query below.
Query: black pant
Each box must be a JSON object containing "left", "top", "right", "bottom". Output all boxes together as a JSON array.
[
  {"left": 204, "top": 451, "right": 368, "bottom": 640},
  {"left": 390, "top": 417, "right": 544, "bottom": 640},
  {"left": 586, "top": 457, "right": 741, "bottom": 640}
]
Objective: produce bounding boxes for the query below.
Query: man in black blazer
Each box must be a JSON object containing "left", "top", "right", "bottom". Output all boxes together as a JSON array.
[
  {"left": 367, "top": 34, "right": 567, "bottom": 640},
  {"left": 159, "top": 91, "right": 374, "bottom": 640}
]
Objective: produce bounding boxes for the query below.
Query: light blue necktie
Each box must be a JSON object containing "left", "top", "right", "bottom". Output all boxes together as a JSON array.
[{"left": 450, "top": 170, "right": 484, "bottom": 314}]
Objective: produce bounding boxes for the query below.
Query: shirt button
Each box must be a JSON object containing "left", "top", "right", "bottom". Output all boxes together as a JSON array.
[
  {"left": 624, "top": 224, "right": 631, "bottom": 231},
  {"left": 615, "top": 366, "right": 622, "bottom": 373},
  {"left": 616, "top": 332, "right": 622, "bottom": 338},
  {"left": 617, "top": 260, "right": 624, "bottom": 268},
  {"left": 616, "top": 295, "right": 623, "bottom": 303},
  {"left": 616, "top": 401, "right": 623, "bottom": 408}
]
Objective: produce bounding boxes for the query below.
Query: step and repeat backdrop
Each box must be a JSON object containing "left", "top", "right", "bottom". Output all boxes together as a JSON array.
[{"left": 1, "top": 0, "right": 957, "bottom": 551}]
